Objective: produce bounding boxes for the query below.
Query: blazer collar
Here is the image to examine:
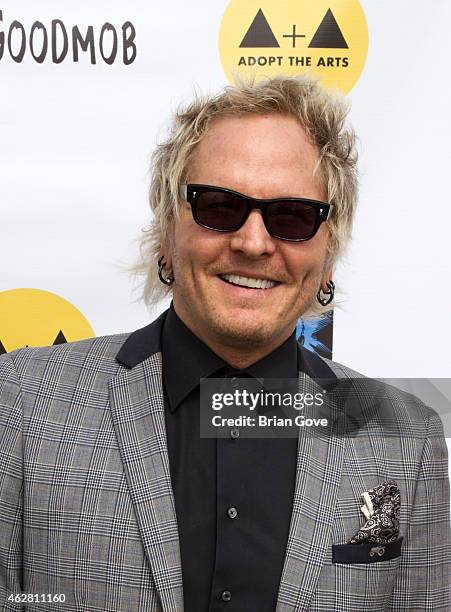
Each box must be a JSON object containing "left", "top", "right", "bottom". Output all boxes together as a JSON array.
[{"left": 115, "top": 309, "right": 166, "bottom": 368}]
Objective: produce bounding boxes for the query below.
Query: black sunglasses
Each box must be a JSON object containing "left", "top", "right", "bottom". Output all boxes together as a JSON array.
[{"left": 180, "top": 184, "right": 332, "bottom": 242}]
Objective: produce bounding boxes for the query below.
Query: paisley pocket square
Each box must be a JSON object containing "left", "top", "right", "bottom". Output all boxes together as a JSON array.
[{"left": 347, "top": 479, "right": 400, "bottom": 545}]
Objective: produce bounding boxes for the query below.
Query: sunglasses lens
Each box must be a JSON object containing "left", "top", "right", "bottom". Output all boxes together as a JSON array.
[
  {"left": 195, "top": 190, "right": 247, "bottom": 230},
  {"left": 267, "top": 201, "right": 317, "bottom": 240}
]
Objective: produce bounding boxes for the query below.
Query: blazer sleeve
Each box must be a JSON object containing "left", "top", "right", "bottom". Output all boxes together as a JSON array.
[
  {"left": 389, "top": 410, "right": 451, "bottom": 610},
  {"left": 0, "top": 354, "right": 24, "bottom": 611}
]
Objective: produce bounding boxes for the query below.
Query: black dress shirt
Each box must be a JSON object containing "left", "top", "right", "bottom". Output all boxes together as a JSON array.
[{"left": 162, "top": 304, "right": 300, "bottom": 612}]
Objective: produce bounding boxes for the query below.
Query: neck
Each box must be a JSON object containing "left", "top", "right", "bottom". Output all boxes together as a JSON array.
[{"left": 172, "top": 306, "right": 295, "bottom": 369}]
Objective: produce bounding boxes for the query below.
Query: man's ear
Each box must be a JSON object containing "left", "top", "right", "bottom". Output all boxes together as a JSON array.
[
  {"left": 158, "top": 247, "right": 173, "bottom": 273},
  {"left": 320, "top": 262, "right": 334, "bottom": 292},
  {"left": 159, "top": 248, "right": 172, "bottom": 270}
]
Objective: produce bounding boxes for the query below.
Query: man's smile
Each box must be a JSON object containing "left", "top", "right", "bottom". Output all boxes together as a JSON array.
[{"left": 218, "top": 273, "right": 279, "bottom": 290}]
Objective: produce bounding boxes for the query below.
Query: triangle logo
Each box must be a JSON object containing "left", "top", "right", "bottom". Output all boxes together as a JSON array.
[
  {"left": 239, "top": 9, "right": 280, "bottom": 48},
  {"left": 309, "top": 9, "right": 348, "bottom": 49},
  {"left": 0, "top": 340, "right": 6, "bottom": 355},
  {"left": 53, "top": 330, "right": 67, "bottom": 345}
]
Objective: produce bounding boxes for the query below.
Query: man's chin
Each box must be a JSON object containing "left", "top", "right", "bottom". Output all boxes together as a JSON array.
[{"left": 210, "top": 315, "right": 278, "bottom": 347}]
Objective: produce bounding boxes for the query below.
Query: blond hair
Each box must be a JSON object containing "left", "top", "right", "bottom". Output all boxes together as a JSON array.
[{"left": 133, "top": 75, "right": 358, "bottom": 311}]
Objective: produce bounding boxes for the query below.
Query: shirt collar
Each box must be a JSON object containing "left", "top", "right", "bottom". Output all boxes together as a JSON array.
[{"left": 115, "top": 306, "right": 337, "bottom": 405}]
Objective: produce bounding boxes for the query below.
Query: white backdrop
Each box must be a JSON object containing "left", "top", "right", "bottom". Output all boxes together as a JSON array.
[{"left": 1, "top": 1, "right": 450, "bottom": 453}]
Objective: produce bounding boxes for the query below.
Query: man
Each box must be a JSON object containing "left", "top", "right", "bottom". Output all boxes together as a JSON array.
[{"left": 0, "top": 77, "right": 450, "bottom": 611}]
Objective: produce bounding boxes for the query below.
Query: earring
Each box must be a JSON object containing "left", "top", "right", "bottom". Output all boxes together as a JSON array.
[
  {"left": 158, "top": 256, "right": 174, "bottom": 286},
  {"left": 317, "top": 280, "right": 335, "bottom": 306}
]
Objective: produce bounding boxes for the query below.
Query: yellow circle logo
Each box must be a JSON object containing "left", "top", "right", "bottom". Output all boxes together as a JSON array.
[
  {"left": 219, "top": 0, "right": 369, "bottom": 94},
  {"left": 0, "top": 288, "right": 95, "bottom": 354}
]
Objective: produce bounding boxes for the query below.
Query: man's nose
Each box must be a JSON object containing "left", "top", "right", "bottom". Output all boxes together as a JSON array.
[{"left": 229, "top": 210, "right": 276, "bottom": 257}]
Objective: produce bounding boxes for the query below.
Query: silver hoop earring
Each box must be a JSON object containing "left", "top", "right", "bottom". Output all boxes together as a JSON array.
[
  {"left": 317, "top": 280, "right": 335, "bottom": 306},
  {"left": 158, "top": 256, "right": 174, "bottom": 286}
]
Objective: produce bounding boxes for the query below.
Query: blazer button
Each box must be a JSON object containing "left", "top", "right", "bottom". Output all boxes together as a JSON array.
[
  {"left": 230, "top": 428, "right": 240, "bottom": 439},
  {"left": 221, "top": 590, "right": 232, "bottom": 602}
]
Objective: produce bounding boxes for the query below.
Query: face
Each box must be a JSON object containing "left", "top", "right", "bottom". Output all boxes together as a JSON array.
[{"left": 163, "top": 113, "right": 332, "bottom": 358}]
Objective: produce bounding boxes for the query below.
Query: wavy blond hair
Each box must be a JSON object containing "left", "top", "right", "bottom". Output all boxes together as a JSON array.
[{"left": 132, "top": 75, "right": 358, "bottom": 313}]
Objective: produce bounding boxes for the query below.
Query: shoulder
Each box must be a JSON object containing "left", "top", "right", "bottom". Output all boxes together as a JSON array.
[
  {"left": 315, "top": 354, "right": 445, "bottom": 434},
  {"left": 316, "top": 355, "right": 365, "bottom": 379},
  {"left": 0, "top": 307, "right": 168, "bottom": 394},
  {"left": 0, "top": 332, "right": 132, "bottom": 388},
  {"left": 0, "top": 308, "right": 169, "bottom": 382}
]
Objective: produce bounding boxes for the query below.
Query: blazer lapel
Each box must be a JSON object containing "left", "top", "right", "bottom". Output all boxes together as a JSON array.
[
  {"left": 109, "top": 351, "right": 183, "bottom": 612},
  {"left": 276, "top": 371, "right": 346, "bottom": 611}
]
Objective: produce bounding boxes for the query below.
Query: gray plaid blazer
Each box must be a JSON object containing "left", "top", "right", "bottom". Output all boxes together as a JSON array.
[{"left": 1, "top": 309, "right": 450, "bottom": 611}]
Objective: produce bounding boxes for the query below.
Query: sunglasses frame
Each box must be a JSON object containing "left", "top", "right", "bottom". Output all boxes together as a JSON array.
[{"left": 180, "top": 183, "right": 332, "bottom": 242}]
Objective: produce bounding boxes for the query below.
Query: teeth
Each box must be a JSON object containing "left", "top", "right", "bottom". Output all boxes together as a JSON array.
[{"left": 221, "top": 274, "right": 277, "bottom": 289}]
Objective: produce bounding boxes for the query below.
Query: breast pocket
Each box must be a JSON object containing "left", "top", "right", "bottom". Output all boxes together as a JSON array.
[
  {"left": 314, "top": 539, "right": 403, "bottom": 612},
  {"left": 332, "top": 537, "right": 403, "bottom": 564}
]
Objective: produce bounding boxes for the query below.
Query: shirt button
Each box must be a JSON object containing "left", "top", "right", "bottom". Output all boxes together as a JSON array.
[
  {"left": 221, "top": 590, "right": 232, "bottom": 602},
  {"left": 230, "top": 428, "right": 240, "bottom": 439},
  {"left": 230, "top": 377, "right": 239, "bottom": 387},
  {"left": 227, "top": 506, "right": 238, "bottom": 519}
]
